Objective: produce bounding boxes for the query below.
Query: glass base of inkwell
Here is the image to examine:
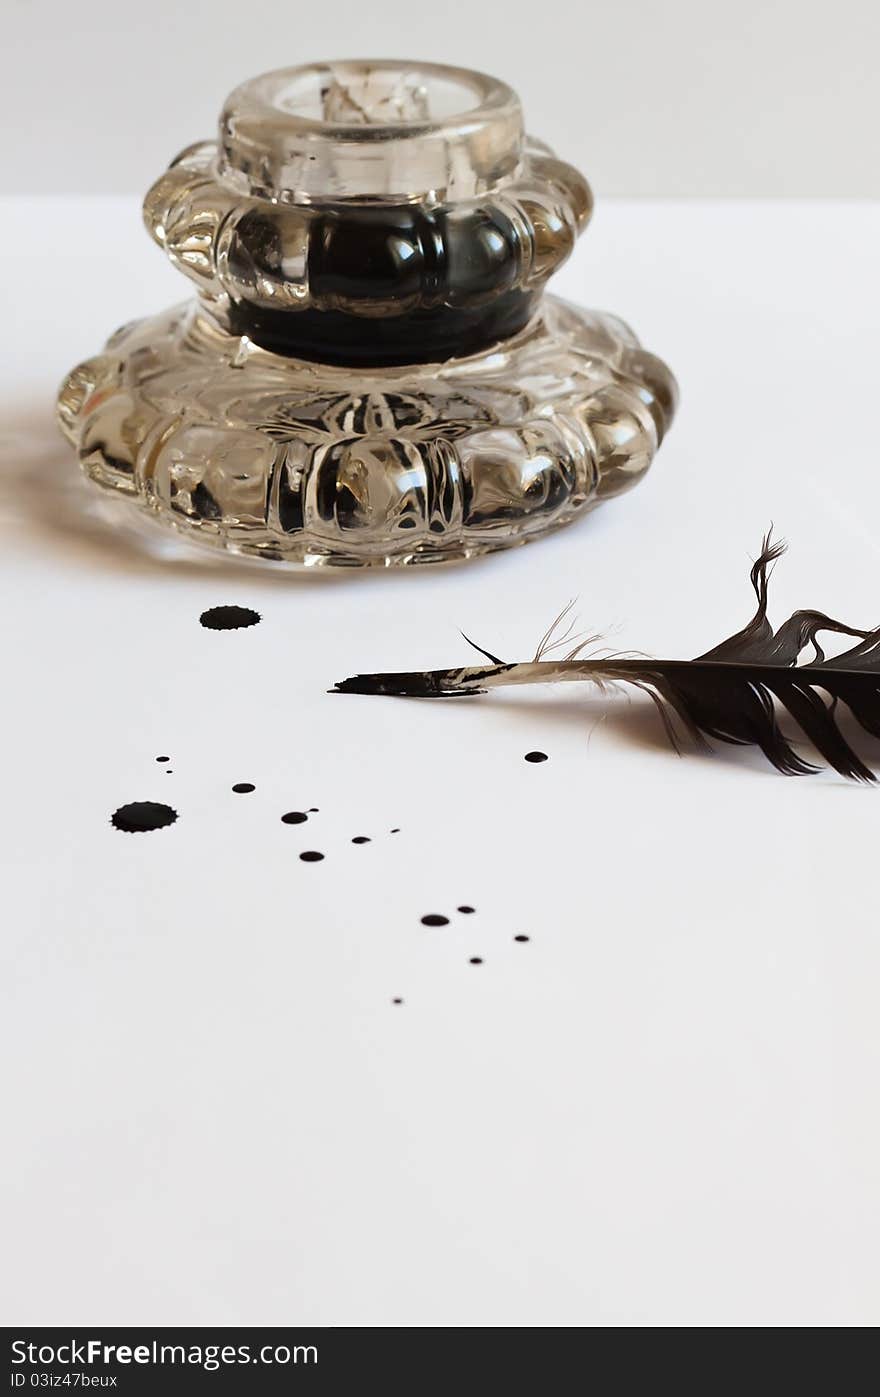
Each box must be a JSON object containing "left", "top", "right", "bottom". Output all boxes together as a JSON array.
[{"left": 58, "top": 61, "right": 677, "bottom": 569}]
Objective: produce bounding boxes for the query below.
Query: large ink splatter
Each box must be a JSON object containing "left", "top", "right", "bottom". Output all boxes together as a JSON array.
[
  {"left": 199, "top": 606, "right": 261, "bottom": 631},
  {"left": 112, "top": 801, "right": 178, "bottom": 833}
]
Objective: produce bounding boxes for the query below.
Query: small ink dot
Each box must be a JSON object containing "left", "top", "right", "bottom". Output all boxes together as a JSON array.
[
  {"left": 199, "top": 605, "right": 261, "bottom": 631},
  {"left": 458, "top": 905, "right": 475, "bottom": 914},
  {"left": 352, "top": 836, "right": 371, "bottom": 844},
  {"left": 281, "top": 811, "right": 308, "bottom": 825},
  {"left": 469, "top": 957, "right": 484, "bottom": 965},
  {"left": 111, "top": 801, "right": 178, "bottom": 833},
  {"left": 392, "top": 998, "right": 403, "bottom": 1005},
  {"left": 421, "top": 914, "right": 449, "bottom": 927},
  {"left": 390, "top": 828, "right": 400, "bottom": 834},
  {"left": 155, "top": 756, "right": 170, "bottom": 763},
  {"left": 514, "top": 935, "right": 530, "bottom": 943},
  {"left": 308, "top": 807, "right": 319, "bottom": 813},
  {"left": 300, "top": 850, "right": 324, "bottom": 863},
  {"left": 166, "top": 770, "right": 173, "bottom": 774},
  {"left": 524, "top": 751, "right": 549, "bottom": 763},
  {"left": 232, "top": 783, "right": 255, "bottom": 794}
]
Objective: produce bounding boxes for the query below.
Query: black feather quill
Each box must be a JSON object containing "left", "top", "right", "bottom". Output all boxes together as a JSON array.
[{"left": 333, "top": 534, "right": 880, "bottom": 780}]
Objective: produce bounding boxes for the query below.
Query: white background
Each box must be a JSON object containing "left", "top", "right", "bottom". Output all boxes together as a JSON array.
[
  {"left": 3, "top": 0, "right": 880, "bottom": 1333},
  {"left": 2, "top": 194, "right": 880, "bottom": 1324},
  {"left": 3, "top": 0, "right": 879, "bottom": 197}
]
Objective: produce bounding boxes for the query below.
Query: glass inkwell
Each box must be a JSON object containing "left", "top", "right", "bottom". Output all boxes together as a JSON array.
[{"left": 57, "top": 61, "right": 677, "bottom": 568}]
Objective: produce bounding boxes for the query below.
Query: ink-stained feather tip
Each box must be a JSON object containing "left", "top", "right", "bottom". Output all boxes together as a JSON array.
[{"left": 332, "top": 672, "right": 481, "bottom": 697}]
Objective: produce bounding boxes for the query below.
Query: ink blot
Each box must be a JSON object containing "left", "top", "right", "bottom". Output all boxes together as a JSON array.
[
  {"left": 282, "top": 811, "right": 308, "bottom": 825},
  {"left": 308, "top": 807, "right": 319, "bottom": 812},
  {"left": 514, "top": 935, "right": 530, "bottom": 943},
  {"left": 300, "top": 850, "right": 324, "bottom": 862},
  {"left": 112, "top": 801, "right": 178, "bottom": 833},
  {"left": 421, "top": 914, "right": 449, "bottom": 927},
  {"left": 156, "top": 756, "right": 170, "bottom": 763},
  {"left": 199, "top": 605, "right": 261, "bottom": 631},
  {"left": 524, "top": 751, "right": 549, "bottom": 763},
  {"left": 392, "top": 998, "right": 403, "bottom": 1005},
  {"left": 352, "top": 836, "right": 371, "bottom": 844},
  {"left": 469, "top": 957, "right": 484, "bottom": 965},
  {"left": 232, "top": 783, "right": 255, "bottom": 794},
  {"left": 390, "top": 828, "right": 400, "bottom": 834},
  {"left": 458, "top": 905, "right": 475, "bottom": 914}
]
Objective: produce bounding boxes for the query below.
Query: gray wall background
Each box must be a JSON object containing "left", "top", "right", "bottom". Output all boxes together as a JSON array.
[{"left": 4, "top": 0, "right": 878, "bottom": 197}]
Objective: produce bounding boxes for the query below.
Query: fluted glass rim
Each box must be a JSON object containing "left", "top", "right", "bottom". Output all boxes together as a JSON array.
[{"left": 218, "top": 59, "right": 525, "bottom": 202}]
